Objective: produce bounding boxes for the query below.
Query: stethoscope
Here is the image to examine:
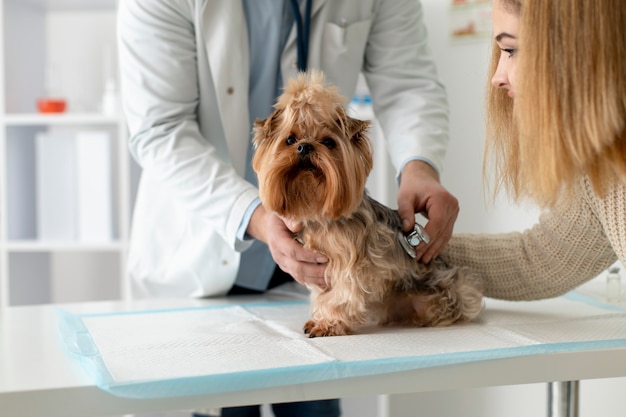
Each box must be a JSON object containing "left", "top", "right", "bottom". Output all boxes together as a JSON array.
[{"left": 290, "top": 0, "right": 312, "bottom": 72}]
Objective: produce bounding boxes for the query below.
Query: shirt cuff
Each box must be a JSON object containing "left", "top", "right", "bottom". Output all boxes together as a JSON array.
[{"left": 236, "top": 197, "right": 263, "bottom": 244}]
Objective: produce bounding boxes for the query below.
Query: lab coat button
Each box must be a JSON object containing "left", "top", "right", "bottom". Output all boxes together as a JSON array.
[
  {"left": 221, "top": 259, "right": 228, "bottom": 266},
  {"left": 226, "top": 87, "right": 234, "bottom": 95}
]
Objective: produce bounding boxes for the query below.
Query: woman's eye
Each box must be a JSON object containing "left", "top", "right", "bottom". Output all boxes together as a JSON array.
[
  {"left": 286, "top": 135, "right": 297, "bottom": 146},
  {"left": 321, "top": 138, "right": 336, "bottom": 149},
  {"left": 501, "top": 48, "right": 516, "bottom": 58}
]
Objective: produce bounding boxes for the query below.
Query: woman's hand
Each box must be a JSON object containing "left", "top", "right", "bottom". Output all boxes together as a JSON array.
[{"left": 396, "top": 160, "right": 459, "bottom": 263}]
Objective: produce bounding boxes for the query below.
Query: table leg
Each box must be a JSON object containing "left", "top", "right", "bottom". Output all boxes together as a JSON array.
[{"left": 548, "top": 381, "right": 579, "bottom": 417}]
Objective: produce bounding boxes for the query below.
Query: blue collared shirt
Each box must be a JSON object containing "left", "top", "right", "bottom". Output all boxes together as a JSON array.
[{"left": 234, "top": 0, "right": 294, "bottom": 290}]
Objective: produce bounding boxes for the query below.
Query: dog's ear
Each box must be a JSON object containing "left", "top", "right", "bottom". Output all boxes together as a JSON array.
[
  {"left": 253, "top": 108, "right": 284, "bottom": 148},
  {"left": 347, "top": 117, "right": 371, "bottom": 141},
  {"left": 347, "top": 116, "right": 372, "bottom": 150},
  {"left": 347, "top": 116, "right": 374, "bottom": 174},
  {"left": 252, "top": 118, "right": 266, "bottom": 149}
]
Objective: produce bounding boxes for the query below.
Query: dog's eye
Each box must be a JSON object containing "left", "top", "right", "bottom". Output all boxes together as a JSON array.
[
  {"left": 321, "top": 138, "right": 336, "bottom": 149},
  {"left": 286, "top": 135, "right": 297, "bottom": 146}
]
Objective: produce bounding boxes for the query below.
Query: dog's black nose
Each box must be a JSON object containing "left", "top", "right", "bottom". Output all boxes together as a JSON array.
[{"left": 297, "top": 143, "right": 314, "bottom": 157}]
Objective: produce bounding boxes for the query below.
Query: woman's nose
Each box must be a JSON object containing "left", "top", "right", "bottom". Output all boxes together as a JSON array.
[{"left": 491, "top": 64, "right": 508, "bottom": 89}]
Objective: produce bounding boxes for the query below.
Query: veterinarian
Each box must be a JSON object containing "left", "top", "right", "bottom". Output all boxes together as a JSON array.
[
  {"left": 442, "top": 0, "right": 626, "bottom": 302},
  {"left": 118, "top": 0, "right": 456, "bottom": 416}
]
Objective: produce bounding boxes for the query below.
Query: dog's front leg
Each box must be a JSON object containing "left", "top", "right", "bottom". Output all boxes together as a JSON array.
[{"left": 304, "top": 288, "right": 361, "bottom": 337}]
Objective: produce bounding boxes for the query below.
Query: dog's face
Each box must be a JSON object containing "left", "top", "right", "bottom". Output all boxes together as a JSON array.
[{"left": 252, "top": 71, "right": 373, "bottom": 222}]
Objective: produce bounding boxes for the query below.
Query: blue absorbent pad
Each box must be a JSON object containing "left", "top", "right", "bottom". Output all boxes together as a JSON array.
[{"left": 56, "top": 292, "right": 626, "bottom": 399}]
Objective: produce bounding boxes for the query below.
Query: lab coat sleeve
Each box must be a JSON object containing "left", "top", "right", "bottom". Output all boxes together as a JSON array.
[
  {"left": 118, "top": 0, "right": 257, "bottom": 251},
  {"left": 363, "top": 0, "right": 449, "bottom": 176}
]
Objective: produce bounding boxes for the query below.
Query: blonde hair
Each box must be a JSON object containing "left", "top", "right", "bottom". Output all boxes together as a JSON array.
[{"left": 485, "top": 0, "right": 626, "bottom": 206}]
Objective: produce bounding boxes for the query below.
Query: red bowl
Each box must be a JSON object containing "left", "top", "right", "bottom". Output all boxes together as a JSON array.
[{"left": 37, "top": 98, "right": 67, "bottom": 113}]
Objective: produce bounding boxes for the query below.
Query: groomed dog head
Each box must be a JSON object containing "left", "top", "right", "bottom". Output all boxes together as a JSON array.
[{"left": 252, "top": 70, "right": 373, "bottom": 222}]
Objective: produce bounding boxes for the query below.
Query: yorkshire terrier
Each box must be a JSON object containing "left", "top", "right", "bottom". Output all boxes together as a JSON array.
[{"left": 252, "top": 71, "right": 483, "bottom": 337}]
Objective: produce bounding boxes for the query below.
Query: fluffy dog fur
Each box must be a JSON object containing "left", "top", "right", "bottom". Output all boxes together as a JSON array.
[{"left": 252, "top": 71, "right": 483, "bottom": 337}]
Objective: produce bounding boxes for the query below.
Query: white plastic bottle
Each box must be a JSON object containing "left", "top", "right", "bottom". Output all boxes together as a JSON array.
[
  {"left": 101, "top": 78, "right": 119, "bottom": 116},
  {"left": 606, "top": 266, "right": 622, "bottom": 303}
]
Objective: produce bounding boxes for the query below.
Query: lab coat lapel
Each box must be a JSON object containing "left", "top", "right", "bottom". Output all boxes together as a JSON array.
[{"left": 201, "top": 1, "right": 250, "bottom": 175}]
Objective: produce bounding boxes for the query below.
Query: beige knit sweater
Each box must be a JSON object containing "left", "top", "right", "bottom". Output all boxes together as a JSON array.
[{"left": 443, "top": 178, "right": 625, "bottom": 300}]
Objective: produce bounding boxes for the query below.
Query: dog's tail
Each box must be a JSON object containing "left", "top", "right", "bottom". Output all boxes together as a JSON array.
[{"left": 425, "top": 264, "right": 484, "bottom": 327}]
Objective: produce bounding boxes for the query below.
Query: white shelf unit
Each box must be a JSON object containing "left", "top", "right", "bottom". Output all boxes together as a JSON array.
[{"left": 0, "top": 0, "right": 138, "bottom": 308}]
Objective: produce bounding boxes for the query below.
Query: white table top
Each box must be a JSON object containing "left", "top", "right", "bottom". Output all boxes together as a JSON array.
[{"left": 2, "top": 288, "right": 626, "bottom": 417}]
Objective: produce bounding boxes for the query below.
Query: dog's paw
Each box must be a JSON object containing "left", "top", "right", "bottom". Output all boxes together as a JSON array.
[{"left": 303, "top": 319, "right": 353, "bottom": 337}]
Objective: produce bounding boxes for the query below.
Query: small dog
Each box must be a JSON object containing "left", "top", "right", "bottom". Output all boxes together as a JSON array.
[{"left": 252, "top": 71, "right": 483, "bottom": 337}]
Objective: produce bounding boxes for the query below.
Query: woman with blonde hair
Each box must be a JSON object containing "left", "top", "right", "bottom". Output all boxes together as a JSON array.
[{"left": 443, "top": 0, "right": 626, "bottom": 300}]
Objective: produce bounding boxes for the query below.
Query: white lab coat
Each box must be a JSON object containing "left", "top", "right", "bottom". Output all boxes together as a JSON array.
[{"left": 118, "top": 0, "right": 449, "bottom": 298}]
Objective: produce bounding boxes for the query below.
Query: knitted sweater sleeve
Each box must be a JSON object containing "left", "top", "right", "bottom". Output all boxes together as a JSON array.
[
  {"left": 587, "top": 179, "right": 626, "bottom": 269},
  {"left": 442, "top": 181, "right": 620, "bottom": 301}
]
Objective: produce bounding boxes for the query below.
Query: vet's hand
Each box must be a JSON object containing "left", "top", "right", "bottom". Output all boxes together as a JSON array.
[
  {"left": 248, "top": 206, "right": 328, "bottom": 288},
  {"left": 268, "top": 215, "right": 329, "bottom": 288},
  {"left": 397, "top": 160, "right": 459, "bottom": 264}
]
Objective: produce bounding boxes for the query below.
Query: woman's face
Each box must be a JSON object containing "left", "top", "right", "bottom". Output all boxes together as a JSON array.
[{"left": 491, "top": 0, "right": 520, "bottom": 97}]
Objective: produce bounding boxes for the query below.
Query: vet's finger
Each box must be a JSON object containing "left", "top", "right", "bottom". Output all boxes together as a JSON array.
[
  {"left": 292, "top": 239, "right": 328, "bottom": 264},
  {"left": 288, "top": 260, "right": 328, "bottom": 288},
  {"left": 282, "top": 217, "right": 304, "bottom": 233},
  {"left": 396, "top": 199, "right": 418, "bottom": 232},
  {"left": 303, "top": 265, "right": 329, "bottom": 288}
]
